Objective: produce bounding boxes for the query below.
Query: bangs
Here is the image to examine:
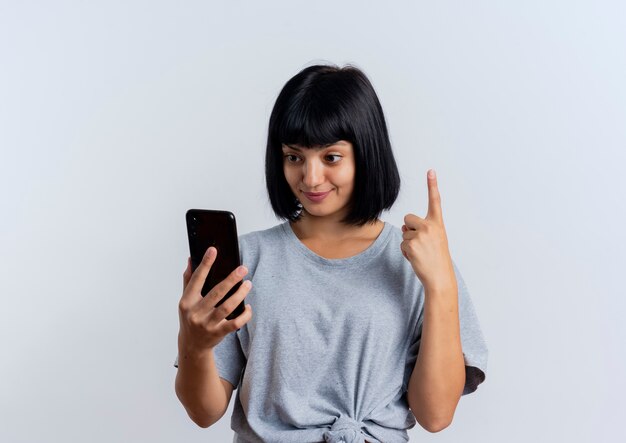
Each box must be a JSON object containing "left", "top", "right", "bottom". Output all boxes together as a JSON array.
[{"left": 276, "top": 91, "right": 354, "bottom": 149}]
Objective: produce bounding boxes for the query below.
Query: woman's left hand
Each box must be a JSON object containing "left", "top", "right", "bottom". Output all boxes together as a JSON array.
[{"left": 401, "top": 169, "right": 457, "bottom": 293}]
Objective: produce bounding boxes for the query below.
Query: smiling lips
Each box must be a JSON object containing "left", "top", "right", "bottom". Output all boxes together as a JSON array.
[{"left": 303, "top": 190, "right": 332, "bottom": 202}]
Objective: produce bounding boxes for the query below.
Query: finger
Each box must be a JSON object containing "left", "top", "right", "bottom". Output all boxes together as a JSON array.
[
  {"left": 400, "top": 240, "right": 415, "bottom": 261},
  {"left": 401, "top": 223, "right": 418, "bottom": 233},
  {"left": 209, "top": 279, "right": 252, "bottom": 322},
  {"left": 218, "top": 304, "right": 253, "bottom": 334},
  {"left": 402, "top": 229, "right": 418, "bottom": 241},
  {"left": 184, "top": 246, "right": 217, "bottom": 301},
  {"left": 200, "top": 264, "right": 248, "bottom": 311},
  {"left": 426, "top": 169, "right": 443, "bottom": 222},
  {"left": 403, "top": 213, "right": 423, "bottom": 230},
  {"left": 400, "top": 244, "right": 409, "bottom": 260}
]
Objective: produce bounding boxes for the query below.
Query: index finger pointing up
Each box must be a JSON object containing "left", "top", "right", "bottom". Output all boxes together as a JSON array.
[{"left": 426, "top": 169, "right": 443, "bottom": 222}]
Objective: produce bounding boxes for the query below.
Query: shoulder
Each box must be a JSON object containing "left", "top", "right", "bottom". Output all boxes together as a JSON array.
[
  {"left": 237, "top": 223, "right": 286, "bottom": 274},
  {"left": 383, "top": 221, "right": 403, "bottom": 240},
  {"left": 377, "top": 221, "right": 427, "bottom": 284},
  {"left": 239, "top": 222, "right": 285, "bottom": 250},
  {"left": 378, "top": 221, "right": 405, "bottom": 254}
]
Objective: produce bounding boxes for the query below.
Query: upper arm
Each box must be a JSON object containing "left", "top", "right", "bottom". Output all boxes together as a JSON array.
[{"left": 220, "top": 377, "right": 235, "bottom": 405}]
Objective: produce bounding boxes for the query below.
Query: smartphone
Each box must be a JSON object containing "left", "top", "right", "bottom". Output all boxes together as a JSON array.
[{"left": 185, "top": 209, "right": 245, "bottom": 320}]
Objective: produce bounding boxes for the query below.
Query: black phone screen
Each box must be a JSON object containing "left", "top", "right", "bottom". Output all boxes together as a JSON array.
[{"left": 186, "top": 209, "right": 245, "bottom": 320}]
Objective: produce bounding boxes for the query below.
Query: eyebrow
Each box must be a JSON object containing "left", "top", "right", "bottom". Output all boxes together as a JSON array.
[{"left": 282, "top": 142, "right": 346, "bottom": 151}]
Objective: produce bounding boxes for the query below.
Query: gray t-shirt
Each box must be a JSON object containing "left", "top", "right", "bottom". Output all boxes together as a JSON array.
[{"left": 174, "top": 221, "right": 488, "bottom": 442}]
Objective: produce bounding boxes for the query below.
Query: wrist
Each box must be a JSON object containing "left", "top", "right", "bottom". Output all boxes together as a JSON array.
[
  {"left": 424, "top": 281, "right": 458, "bottom": 298},
  {"left": 178, "top": 336, "right": 214, "bottom": 362}
]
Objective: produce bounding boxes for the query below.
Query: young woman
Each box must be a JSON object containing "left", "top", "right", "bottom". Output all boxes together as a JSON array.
[{"left": 175, "top": 64, "right": 488, "bottom": 443}]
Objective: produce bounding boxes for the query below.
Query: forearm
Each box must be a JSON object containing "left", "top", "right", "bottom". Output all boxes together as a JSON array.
[
  {"left": 175, "top": 344, "right": 228, "bottom": 428},
  {"left": 407, "top": 285, "right": 465, "bottom": 432}
]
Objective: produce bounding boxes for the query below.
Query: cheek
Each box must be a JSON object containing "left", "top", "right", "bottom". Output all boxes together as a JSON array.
[{"left": 335, "top": 166, "right": 355, "bottom": 188}]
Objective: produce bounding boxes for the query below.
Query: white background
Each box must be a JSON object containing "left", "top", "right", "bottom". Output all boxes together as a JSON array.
[{"left": 1, "top": 1, "right": 625, "bottom": 442}]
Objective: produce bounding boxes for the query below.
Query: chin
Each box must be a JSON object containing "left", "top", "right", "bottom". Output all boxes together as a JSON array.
[
  {"left": 302, "top": 208, "right": 330, "bottom": 217},
  {"left": 302, "top": 204, "right": 349, "bottom": 219}
]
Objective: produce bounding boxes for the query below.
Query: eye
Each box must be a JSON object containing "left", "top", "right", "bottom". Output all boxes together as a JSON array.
[
  {"left": 284, "top": 154, "right": 300, "bottom": 163},
  {"left": 326, "top": 154, "right": 342, "bottom": 163}
]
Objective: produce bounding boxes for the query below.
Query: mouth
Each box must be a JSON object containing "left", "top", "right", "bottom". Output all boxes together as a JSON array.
[{"left": 302, "top": 190, "right": 332, "bottom": 202}]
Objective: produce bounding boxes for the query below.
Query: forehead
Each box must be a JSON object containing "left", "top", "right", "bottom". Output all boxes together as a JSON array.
[{"left": 281, "top": 141, "right": 351, "bottom": 150}]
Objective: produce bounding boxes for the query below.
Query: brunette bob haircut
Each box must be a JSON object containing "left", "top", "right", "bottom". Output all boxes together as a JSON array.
[{"left": 265, "top": 63, "right": 401, "bottom": 227}]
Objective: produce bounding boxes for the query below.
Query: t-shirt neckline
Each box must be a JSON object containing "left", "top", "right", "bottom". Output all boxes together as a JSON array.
[{"left": 279, "top": 220, "right": 392, "bottom": 267}]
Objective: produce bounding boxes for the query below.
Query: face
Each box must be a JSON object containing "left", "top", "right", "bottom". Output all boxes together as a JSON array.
[{"left": 281, "top": 140, "right": 356, "bottom": 220}]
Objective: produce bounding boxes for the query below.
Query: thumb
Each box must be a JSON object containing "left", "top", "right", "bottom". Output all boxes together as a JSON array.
[{"left": 183, "top": 257, "right": 192, "bottom": 289}]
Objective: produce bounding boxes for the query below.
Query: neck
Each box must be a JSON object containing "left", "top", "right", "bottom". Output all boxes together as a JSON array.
[{"left": 289, "top": 211, "right": 383, "bottom": 242}]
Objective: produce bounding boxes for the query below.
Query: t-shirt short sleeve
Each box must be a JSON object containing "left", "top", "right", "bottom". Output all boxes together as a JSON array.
[
  {"left": 212, "top": 329, "right": 246, "bottom": 389},
  {"left": 452, "top": 259, "right": 488, "bottom": 395},
  {"left": 403, "top": 259, "right": 488, "bottom": 396}
]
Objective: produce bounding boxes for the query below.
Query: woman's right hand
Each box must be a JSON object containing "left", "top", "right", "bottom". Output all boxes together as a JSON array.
[{"left": 177, "top": 246, "right": 253, "bottom": 357}]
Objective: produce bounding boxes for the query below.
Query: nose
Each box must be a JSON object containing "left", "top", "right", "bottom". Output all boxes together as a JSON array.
[{"left": 302, "top": 159, "right": 324, "bottom": 189}]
